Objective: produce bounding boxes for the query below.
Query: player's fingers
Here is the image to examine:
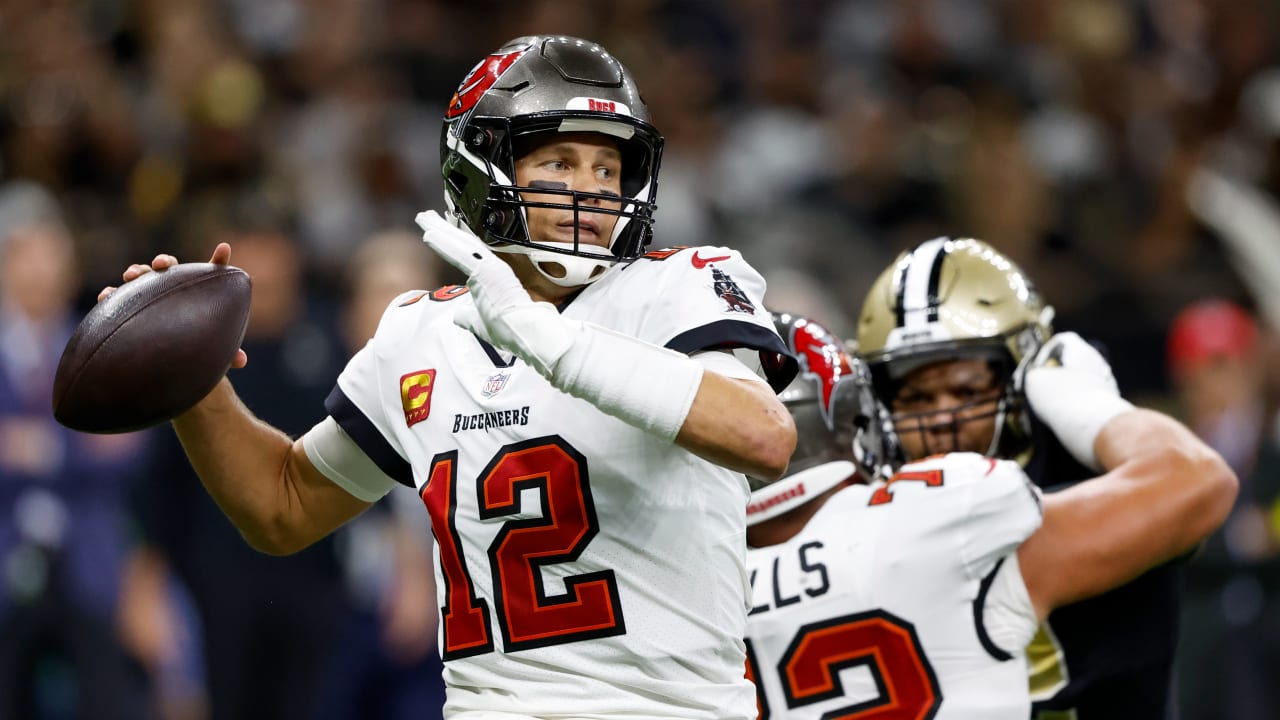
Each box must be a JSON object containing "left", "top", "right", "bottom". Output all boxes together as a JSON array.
[
  {"left": 209, "top": 242, "right": 232, "bottom": 265},
  {"left": 151, "top": 254, "right": 179, "bottom": 270},
  {"left": 97, "top": 286, "right": 116, "bottom": 302},
  {"left": 122, "top": 264, "right": 153, "bottom": 282},
  {"left": 230, "top": 348, "right": 248, "bottom": 369}
]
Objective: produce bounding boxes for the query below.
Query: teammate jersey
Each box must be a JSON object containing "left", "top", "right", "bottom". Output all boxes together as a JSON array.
[
  {"left": 1023, "top": 425, "right": 1186, "bottom": 720},
  {"left": 318, "top": 246, "right": 793, "bottom": 719},
  {"left": 744, "top": 453, "right": 1044, "bottom": 720}
]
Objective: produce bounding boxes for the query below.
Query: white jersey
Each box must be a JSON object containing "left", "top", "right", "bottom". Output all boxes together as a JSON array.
[
  {"left": 313, "top": 247, "right": 792, "bottom": 719},
  {"left": 744, "top": 454, "right": 1043, "bottom": 720}
]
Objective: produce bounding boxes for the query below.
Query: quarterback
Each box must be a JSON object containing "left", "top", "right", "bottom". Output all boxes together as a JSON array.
[
  {"left": 101, "top": 36, "right": 798, "bottom": 719},
  {"left": 742, "top": 311, "right": 1235, "bottom": 719}
]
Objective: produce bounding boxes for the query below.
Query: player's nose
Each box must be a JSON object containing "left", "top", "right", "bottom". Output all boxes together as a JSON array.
[
  {"left": 924, "top": 406, "right": 961, "bottom": 432},
  {"left": 569, "top": 168, "right": 604, "bottom": 204}
]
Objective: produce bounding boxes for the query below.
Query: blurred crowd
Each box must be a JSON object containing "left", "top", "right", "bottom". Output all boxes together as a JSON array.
[{"left": 1, "top": 0, "right": 1279, "bottom": 718}]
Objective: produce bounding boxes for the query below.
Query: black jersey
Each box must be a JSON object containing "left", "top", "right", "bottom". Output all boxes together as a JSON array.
[{"left": 1023, "top": 417, "right": 1184, "bottom": 720}]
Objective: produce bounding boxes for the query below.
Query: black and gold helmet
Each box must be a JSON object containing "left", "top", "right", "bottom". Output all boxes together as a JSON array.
[{"left": 857, "top": 237, "right": 1054, "bottom": 464}]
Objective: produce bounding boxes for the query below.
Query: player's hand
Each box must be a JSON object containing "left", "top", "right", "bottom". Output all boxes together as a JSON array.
[
  {"left": 1025, "top": 332, "right": 1121, "bottom": 399},
  {"left": 416, "top": 210, "right": 574, "bottom": 376},
  {"left": 1024, "top": 331, "right": 1132, "bottom": 470},
  {"left": 457, "top": 261, "right": 576, "bottom": 377},
  {"left": 96, "top": 243, "right": 248, "bottom": 369}
]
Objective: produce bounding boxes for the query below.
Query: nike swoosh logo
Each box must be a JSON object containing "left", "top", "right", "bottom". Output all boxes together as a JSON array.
[{"left": 691, "top": 251, "right": 731, "bottom": 269}]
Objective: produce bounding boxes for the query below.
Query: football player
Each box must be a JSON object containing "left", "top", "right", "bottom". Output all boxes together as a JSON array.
[
  {"left": 744, "top": 311, "right": 1237, "bottom": 719},
  {"left": 102, "top": 36, "right": 798, "bottom": 719},
  {"left": 854, "top": 237, "right": 1237, "bottom": 719}
]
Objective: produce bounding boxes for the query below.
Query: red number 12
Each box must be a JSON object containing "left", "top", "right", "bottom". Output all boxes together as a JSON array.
[{"left": 420, "top": 437, "right": 625, "bottom": 659}]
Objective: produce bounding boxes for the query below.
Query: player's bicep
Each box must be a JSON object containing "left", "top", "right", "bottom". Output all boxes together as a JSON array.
[
  {"left": 1018, "top": 487, "right": 1104, "bottom": 620},
  {"left": 1019, "top": 412, "right": 1234, "bottom": 618},
  {"left": 677, "top": 362, "right": 796, "bottom": 480}
]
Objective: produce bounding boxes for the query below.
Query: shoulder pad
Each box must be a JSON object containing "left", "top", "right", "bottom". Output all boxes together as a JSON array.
[
  {"left": 638, "top": 246, "right": 691, "bottom": 261},
  {"left": 394, "top": 285, "right": 469, "bottom": 307},
  {"left": 896, "top": 452, "right": 1009, "bottom": 486}
]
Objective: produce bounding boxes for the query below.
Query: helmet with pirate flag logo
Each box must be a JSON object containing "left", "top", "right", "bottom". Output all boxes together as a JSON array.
[
  {"left": 857, "top": 237, "right": 1054, "bottom": 466},
  {"left": 746, "top": 312, "right": 895, "bottom": 525},
  {"left": 440, "top": 35, "right": 664, "bottom": 287}
]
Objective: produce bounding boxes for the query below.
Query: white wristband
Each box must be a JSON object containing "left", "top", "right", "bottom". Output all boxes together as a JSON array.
[
  {"left": 549, "top": 322, "right": 704, "bottom": 443},
  {"left": 1025, "top": 370, "right": 1133, "bottom": 472},
  {"left": 1024, "top": 332, "right": 1135, "bottom": 471}
]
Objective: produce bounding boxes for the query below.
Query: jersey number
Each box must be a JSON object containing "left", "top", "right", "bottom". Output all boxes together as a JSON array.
[
  {"left": 747, "top": 610, "right": 941, "bottom": 720},
  {"left": 420, "top": 438, "right": 625, "bottom": 659},
  {"left": 868, "top": 468, "right": 945, "bottom": 506}
]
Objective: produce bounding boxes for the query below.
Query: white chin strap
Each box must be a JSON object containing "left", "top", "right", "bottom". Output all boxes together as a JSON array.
[
  {"left": 494, "top": 242, "right": 618, "bottom": 287},
  {"left": 746, "top": 461, "right": 856, "bottom": 526}
]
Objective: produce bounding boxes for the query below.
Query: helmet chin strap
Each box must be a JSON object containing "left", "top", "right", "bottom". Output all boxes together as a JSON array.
[
  {"left": 493, "top": 243, "right": 617, "bottom": 287},
  {"left": 438, "top": 210, "right": 616, "bottom": 287}
]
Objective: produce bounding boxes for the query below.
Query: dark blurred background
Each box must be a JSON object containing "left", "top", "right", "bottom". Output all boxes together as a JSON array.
[{"left": 1, "top": 1, "right": 1279, "bottom": 718}]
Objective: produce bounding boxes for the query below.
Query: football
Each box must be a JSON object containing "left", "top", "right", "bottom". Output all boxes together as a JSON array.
[{"left": 52, "top": 262, "right": 252, "bottom": 434}]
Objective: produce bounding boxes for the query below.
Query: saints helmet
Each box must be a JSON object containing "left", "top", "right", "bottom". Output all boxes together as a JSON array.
[
  {"left": 857, "top": 237, "right": 1054, "bottom": 464},
  {"left": 440, "top": 35, "right": 664, "bottom": 287}
]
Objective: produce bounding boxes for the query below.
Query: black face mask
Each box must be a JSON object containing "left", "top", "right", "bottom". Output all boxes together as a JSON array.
[{"left": 890, "top": 393, "right": 1004, "bottom": 459}]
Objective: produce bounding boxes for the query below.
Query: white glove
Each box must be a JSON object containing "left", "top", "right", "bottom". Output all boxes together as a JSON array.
[
  {"left": 416, "top": 210, "right": 575, "bottom": 377},
  {"left": 414, "top": 210, "right": 492, "bottom": 274},
  {"left": 1024, "top": 331, "right": 1134, "bottom": 471},
  {"left": 415, "top": 210, "right": 702, "bottom": 442}
]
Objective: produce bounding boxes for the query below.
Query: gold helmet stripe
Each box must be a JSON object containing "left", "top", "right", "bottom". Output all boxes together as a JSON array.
[{"left": 899, "top": 237, "right": 950, "bottom": 329}]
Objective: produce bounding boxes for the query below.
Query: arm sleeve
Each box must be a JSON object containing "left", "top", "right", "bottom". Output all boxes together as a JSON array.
[
  {"left": 691, "top": 348, "right": 771, "bottom": 384},
  {"left": 302, "top": 415, "right": 399, "bottom": 502}
]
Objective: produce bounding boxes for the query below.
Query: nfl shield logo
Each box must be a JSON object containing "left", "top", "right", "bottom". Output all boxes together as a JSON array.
[{"left": 482, "top": 372, "right": 508, "bottom": 398}]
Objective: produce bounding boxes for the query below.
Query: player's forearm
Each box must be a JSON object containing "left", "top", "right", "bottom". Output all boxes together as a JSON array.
[
  {"left": 170, "top": 379, "right": 311, "bottom": 554},
  {"left": 677, "top": 372, "right": 797, "bottom": 480},
  {"left": 540, "top": 319, "right": 796, "bottom": 478},
  {"left": 1024, "top": 409, "right": 1236, "bottom": 614}
]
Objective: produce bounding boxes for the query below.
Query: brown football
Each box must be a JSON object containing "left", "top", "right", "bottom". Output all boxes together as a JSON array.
[{"left": 52, "top": 263, "right": 252, "bottom": 434}]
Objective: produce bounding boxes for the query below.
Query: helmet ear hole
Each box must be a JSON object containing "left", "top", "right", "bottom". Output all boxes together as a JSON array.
[
  {"left": 446, "top": 170, "right": 469, "bottom": 201},
  {"left": 484, "top": 210, "right": 510, "bottom": 231},
  {"left": 467, "top": 128, "right": 495, "bottom": 152}
]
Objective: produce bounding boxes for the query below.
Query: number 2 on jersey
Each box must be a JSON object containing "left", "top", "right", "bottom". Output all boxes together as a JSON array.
[
  {"left": 747, "top": 610, "right": 941, "bottom": 720},
  {"left": 421, "top": 438, "right": 625, "bottom": 659}
]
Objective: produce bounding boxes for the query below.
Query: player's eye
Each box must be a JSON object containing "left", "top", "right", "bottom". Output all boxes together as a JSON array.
[
  {"left": 954, "top": 382, "right": 1000, "bottom": 403},
  {"left": 894, "top": 392, "right": 929, "bottom": 410}
]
